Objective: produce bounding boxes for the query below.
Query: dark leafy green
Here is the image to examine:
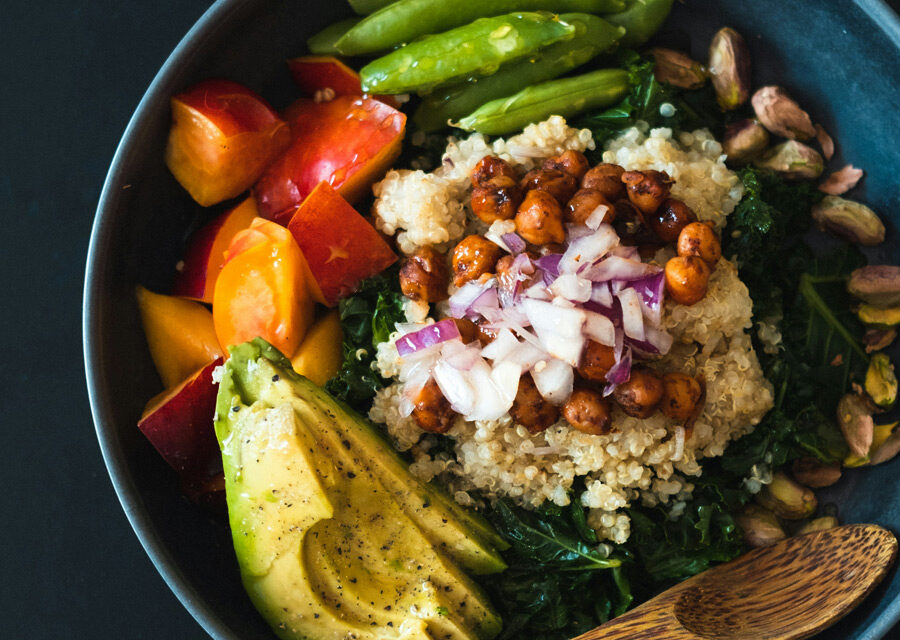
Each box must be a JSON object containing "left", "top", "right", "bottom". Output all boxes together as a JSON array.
[{"left": 325, "top": 266, "right": 405, "bottom": 409}]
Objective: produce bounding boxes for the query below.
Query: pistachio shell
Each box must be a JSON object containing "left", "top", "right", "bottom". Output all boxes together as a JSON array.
[
  {"left": 735, "top": 504, "right": 787, "bottom": 548},
  {"left": 755, "top": 471, "right": 817, "bottom": 520},
  {"left": 837, "top": 393, "right": 875, "bottom": 458},
  {"left": 848, "top": 266, "right": 900, "bottom": 308},
  {"left": 811, "top": 195, "right": 885, "bottom": 246},
  {"left": 754, "top": 140, "right": 824, "bottom": 179},
  {"left": 791, "top": 457, "right": 841, "bottom": 488},
  {"left": 722, "top": 119, "right": 769, "bottom": 164},
  {"left": 708, "top": 27, "right": 751, "bottom": 110},
  {"left": 751, "top": 86, "right": 816, "bottom": 140},
  {"left": 650, "top": 48, "right": 707, "bottom": 89}
]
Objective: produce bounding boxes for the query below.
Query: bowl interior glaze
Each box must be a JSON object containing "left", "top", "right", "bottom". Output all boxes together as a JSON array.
[{"left": 84, "top": 1, "right": 900, "bottom": 638}]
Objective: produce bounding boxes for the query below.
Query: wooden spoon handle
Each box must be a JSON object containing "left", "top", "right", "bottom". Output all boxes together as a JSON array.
[{"left": 572, "top": 603, "right": 702, "bottom": 640}]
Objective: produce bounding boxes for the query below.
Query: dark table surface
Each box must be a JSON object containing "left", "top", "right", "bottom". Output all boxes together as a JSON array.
[{"left": 2, "top": 1, "right": 900, "bottom": 638}]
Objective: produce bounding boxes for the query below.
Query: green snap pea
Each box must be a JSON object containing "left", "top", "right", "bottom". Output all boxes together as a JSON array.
[
  {"left": 359, "top": 12, "right": 577, "bottom": 95},
  {"left": 604, "top": 0, "right": 673, "bottom": 47},
  {"left": 413, "top": 13, "right": 625, "bottom": 132},
  {"left": 348, "top": 0, "right": 398, "bottom": 15},
  {"left": 457, "top": 68, "right": 630, "bottom": 135},
  {"left": 307, "top": 18, "right": 361, "bottom": 55},
  {"left": 337, "top": 0, "right": 624, "bottom": 56}
]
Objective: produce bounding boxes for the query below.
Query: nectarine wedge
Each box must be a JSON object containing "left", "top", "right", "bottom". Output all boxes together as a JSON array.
[
  {"left": 291, "top": 310, "right": 343, "bottom": 386},
  {"left": 287, "top": 56, "right": 399, "bottom": 107},
  {"left": 136, "top": 286, "right": 224, "bottom": 389}
]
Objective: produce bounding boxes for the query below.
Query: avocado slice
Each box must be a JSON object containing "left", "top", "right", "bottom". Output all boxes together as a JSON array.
[
  {"left": 226, "top": 338, "right": 509, "bottom": 572},
  {"left": 215, "top": 339, "right": 505, "bottom": 640}
]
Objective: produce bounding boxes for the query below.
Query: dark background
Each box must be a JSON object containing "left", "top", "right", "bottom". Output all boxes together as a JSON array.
[{"left": 1, "top": 1, "right": 899, "bottom": 638}]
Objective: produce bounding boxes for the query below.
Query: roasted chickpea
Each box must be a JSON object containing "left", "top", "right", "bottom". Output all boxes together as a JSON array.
[
  {"left": 471, "top": 176, "right": 523, "bottom": 223},
  {"left": 451, "top": 235, "right": 503, "bottom": 287},
  {"left": 647, "top": 198, "right": 698, "bottom": 243},
  {"left": 578, "top": 340, "right": 617, "bottom": 382},
  {"left": 520, "top": 168, "right": 578, "bottom": 203},
  {"left": 399, "top": 246, "right": 450, "bottom": 302},
  {"left": 452, "top": 317, "right": 479, "bottom": 344},
  {"left": 582, "top": 163, "right": 626, "bottom": 201},
  {"left": 565, "top": 188, "right": 615, "bottom": 226},
  {"left": 621, "top": 170, "right": 672, "bottom": 215},
  {"left": 542, "top": 150, "right": 590, "bottom": 180},
  {"left": 510, "top": 374, "right": 559, "bottom": 433},
  {"left": 515, "top": 190, "right": 565, "bottom": 246},
  {"left": 665, "top": 256, "right": 711, "bottom": 306},
  {"left": 471, "top": 155, "right": 517, "bottom": 188},
  {"left": 660, "top": 372, "right": 704, "bottom": 423},
  {"left": 412, "top": 379, "right": 457, "bottom": 433},
  {"left": 614, "top": 366, "right": 664, "bottom": 418},
  {"left": 677, "top": 221, "right": 722, "bottom": 266},
  {"left": 562, "top": 388, "right": 613, "bottom": 435}
]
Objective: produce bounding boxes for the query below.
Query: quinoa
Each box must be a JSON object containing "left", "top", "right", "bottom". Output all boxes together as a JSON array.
[{"left": 369, "top": 119, "right": 774, "bottom": 544}]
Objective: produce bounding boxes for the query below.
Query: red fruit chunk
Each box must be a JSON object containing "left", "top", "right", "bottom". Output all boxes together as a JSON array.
[
  {"left": 287, "top": 56, "right": 399, "bottom": 107},
  {"left": 287, "top": 181, "right": 397, "bottom": 305}
]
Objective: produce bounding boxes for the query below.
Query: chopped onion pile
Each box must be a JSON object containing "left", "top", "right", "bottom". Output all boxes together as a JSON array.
[{"left": 394, "top": 223, "right": 674, "bottom": 422}]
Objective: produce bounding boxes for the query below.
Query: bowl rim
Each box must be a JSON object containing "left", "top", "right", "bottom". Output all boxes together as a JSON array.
[{"left": 83, "top": 1, "right": 900, "bottom": 639}]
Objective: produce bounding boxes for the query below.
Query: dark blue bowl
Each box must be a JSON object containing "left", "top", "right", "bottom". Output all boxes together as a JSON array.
[{"left": 84, "top": 1, "right": 900, "bottom": 638}]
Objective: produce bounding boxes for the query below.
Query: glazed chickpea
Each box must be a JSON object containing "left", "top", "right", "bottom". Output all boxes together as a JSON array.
[
  {"left": 519, "top": 168, "right": 578, "bottom": 203},
  {"left": 399, "top": 246, "right": 450, "bottom": 302},
  {"left": 562, "top": 388, "right": 613, "bottom": 435},
  {"left": 471, "top": 175, "right": 523, "bottom": 223},
  {"left": 647, "top": 198, "right": 698, "bottom": 243},
  {"left": 542, "top": 150, "right": 590, "bottom": 180},
  {"left": 660, "top": 372, "right": 705, "bottom": 423},
  {"left": 412, "top": 379, "right": 457, "bottom": 433},
  {"left": 577, "top": 340, "right": 617, "bottom": 382},
  {"left": 451, "top": 234, "right": 503, "bottom": 287},
  {"left": 582, "top": 163, "right": 626, "bottom": 202},
  {"left": 510, "top": 374, "right": 559, "bottom": 433},
  {"left": 471, "top": 155, "right": 517, "bottom": 188},
  {"left": 565, "top": 188, "right": 615, "bottom": 226},
  {"left": 621, "top": 170, "right": 672, "bottom": 215},
  {"left": 452, "top": 317, "right": 479, "bottom": 344},
  {"left": 614, "top": 366, "right": 664, "bottom": 418},
  {"left": 677, "top": 221, "right": 722, "bottom": 266},
  {"left": 515, "top": 190, "right": 565, "bottom": 246},
  {"left": 665, "top": 256, "right": 711, "bottom": 306}
]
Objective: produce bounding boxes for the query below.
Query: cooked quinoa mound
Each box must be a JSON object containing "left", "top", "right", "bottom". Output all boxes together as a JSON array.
[{"left": 369, "top": 120, "right": 774, "bottom": 544}]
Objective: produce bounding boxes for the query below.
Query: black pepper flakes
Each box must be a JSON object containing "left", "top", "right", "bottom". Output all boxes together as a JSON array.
[
  {"left": 272, "top": 374, "right": 280, "bottom": 382},
  {"left": 232, "top": 406, "right": 241, "bottom": 412}
]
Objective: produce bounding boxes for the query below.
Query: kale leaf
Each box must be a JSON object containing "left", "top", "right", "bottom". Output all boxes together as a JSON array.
[{"left": 325, "top": 266, "right": 405, "bottom": 409}]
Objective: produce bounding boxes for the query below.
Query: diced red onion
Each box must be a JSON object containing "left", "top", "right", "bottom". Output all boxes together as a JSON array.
[
  {"left": 550, "top": 273, "right": 592, "bottom": 302},
  {"left": 440, "top": 340, "right": 482, "bottom": 371},
  {"left": 603, "top": 347, "right": 632, "bottom": 396},
  {"left": 395, "top": 319, "right": 461, "bottom": 356},
  {"left": 480, "top": 329, "right": 520, "bottom": 361},
  {"left": 590, "top": 282, "right": 614, "bottom": 308},
  {"left": 531, "top": 358, "right": 574, "bottom": 405},
  {"left": 583, "top": 310, "right": 616, "bottom": 346},
  {"left": 433, "top": 360, "right": 476, "bottom": 416},
  {"left": 490, "top": 360, "right": 523, "bottom": 409},
  {"left": 631, "top": 271, "right": 666, "bottom": 310},
  {"left": 527, "top": 280, "right": 553, "bottom": 299},
  {"left": 609, "top": 245, "right": 640, "bottom": 260},
  {"left": 585, "top": 205, "right": 612, "bottom": 230},
  {"left": 522, "top": 298, "right": 586, "bottom": 366},
  {"left": 617, "top": 288, "right": 645, "bottom": 341},
  {"left": 501, "top": 232, "right": 526, "bottom": 254},
  {"left": 628, "top": 325, "right": 673, "bottom": 357},
  {"left": 565, "top": 223, "right": 594, "bottom": 241},
  {"left": 471, "top": 286, "right": 500, "bottom": 317},
  {"left": 448, "top": 281, "right": 488, "bottom": 318},
  {"left": 559, "top": 224, "right": 618, "bottom": 274},
  {"left": 535, "top": 253, "right": 563, "bottom": 278},
  {"left": 585, "top": 256, "right": 660, "bottom": 283}
]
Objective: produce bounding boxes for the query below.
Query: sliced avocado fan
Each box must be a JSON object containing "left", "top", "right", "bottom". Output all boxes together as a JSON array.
[{"left": 214, "top": 338, "right": 507, "bottom": 640}]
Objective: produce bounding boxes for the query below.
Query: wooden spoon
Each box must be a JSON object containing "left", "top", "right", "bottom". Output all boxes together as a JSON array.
[{"left": 576, "top": 524, "right": 897, "bottom": 640}]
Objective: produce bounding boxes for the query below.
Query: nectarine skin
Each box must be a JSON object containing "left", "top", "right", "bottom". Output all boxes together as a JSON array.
[
  {"left": 138, "top": 357, "right": 224, "bottom": 483},
  {"left": 165, "top": 79, "right": 291, "bottom": 207},
  {"left": 172, "top": 197, "right": 258, "bottom": 303},
  {"left": 287, "top": 56, "right": 400, "bottom": 108},
  {"left": 254, "top": 95, "right": 405, "bottom": 223}
]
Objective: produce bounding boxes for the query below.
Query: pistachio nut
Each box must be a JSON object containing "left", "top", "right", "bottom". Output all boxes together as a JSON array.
[
  {"left": 722, "top": 119, "right": 770, "bottom": 164},
  {"left": 751, "top": 86, "right": 816, "bottom": 140},
  {"left": 863, "top": 328, "right": 897, "bottom": 353},
  {"left": 754, "top": 140, "right": 824, "bottom": 180},
  {"left": 858, "top": 304, "right": 900, "bottom": 328},
  {"left": 848, "top": 266, "right": 900, "bottom": 308},
  {"left": 708, "top": 27, "right": 751, "bottom": 110},
  {"left": 868, "top": 422, "right": 900, "bottom": 466},
  {"left": 735, "top": 504, "right": 787, "bottom": 548},
  {"left": 791, "top": 457, "right": 841, "bottom": 488},
  {"left": 811, "top": 195, "right": 885, "bottom": 246},
  {"left": 865, "top": 353, "right": 897, "bottom": 409},
  {"left": 796, "top": 517, "right": 840, "bottom": 536},
  {"left": 649, "top": 48, "right": 707, "bottom": 89},
  {"left": 755, "top": 471, "right": 817, "bottom": 520},
  {"left": 837, "top": 393, "right": 875, "bottom": 458}
]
